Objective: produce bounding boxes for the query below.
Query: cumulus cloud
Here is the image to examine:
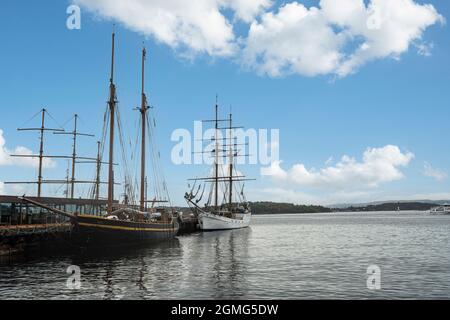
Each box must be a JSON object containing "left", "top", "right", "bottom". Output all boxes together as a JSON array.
[
  {"left": 76, "top": 0, "right": 443, "bottom": 77},
  {"left": 0, "top": 129, "right": 56, "bottom": 168},
  {"left": 423, "top": 161, "right": 447, "bottom": 181},
  {"left": 220, "top": 0, "right": 273, "bottom": 23},
  {"left": 243, "top": 2, "right": 345, "bottom": 77},
  {"left": 249, "top": 187, "right": 321, "bottom": 205},
  {"left": 244, "top": 0, "right": 444, "bottom": 77},
  {"left": 248, "top": 186, "right": 382, "bottom": 205},
  {"left": 264, "top": 145, "right": 414, "bottom": 190},
  {"left": 75, "top": 0, "right": 271, "bottom": 57}
]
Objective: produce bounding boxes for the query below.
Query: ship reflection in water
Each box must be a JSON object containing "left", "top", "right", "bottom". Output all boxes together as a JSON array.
[{"left": 1, "top": 212, "right": 450, "bottom": 299}]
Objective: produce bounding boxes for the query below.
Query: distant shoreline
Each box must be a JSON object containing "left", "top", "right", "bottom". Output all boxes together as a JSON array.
[
  {"left": 179, "top": 201, "right": 437, "bottom": 215},
  {"left": 252, "top": 210, "right": 429, "bottom": 215}
]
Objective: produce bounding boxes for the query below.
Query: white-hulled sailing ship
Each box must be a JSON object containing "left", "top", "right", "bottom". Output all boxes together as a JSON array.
[
  {"left": 20, "top": 31, "right": 179, "bottom": 245},
  {"left": 184, "top": 102, "right": 253, "bottom": 231}
]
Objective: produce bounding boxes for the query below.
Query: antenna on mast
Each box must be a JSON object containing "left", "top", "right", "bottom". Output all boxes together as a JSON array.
[{"left": 110, "top": 25, "right": 116, "bottom": 84}]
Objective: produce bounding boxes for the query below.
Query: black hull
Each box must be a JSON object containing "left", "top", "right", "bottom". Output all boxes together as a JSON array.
[{"left": 71, "top": 215, "right": 179, "bottom": 248}]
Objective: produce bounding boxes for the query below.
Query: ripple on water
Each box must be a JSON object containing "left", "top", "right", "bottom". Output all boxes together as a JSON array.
[{"left": 0, "top": 211, "right": 449, "bottom": 299}]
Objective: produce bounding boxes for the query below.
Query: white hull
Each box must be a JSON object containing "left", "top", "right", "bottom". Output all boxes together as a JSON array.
[
  {"left": 429, "top": 211, "right": 450, "bottom": 215},
  {"left": 430, "top": 206, "right": 450, "bottom": 215},
  {"left": 198, "top": 212, "right": 252, "bottom": 230}
]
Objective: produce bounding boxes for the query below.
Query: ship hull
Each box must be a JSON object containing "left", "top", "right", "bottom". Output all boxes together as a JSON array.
[
  {"left": 198, "top": 212, "right": 251, "bottom": 231},
  {"left": 71, "top": 215, "right": 179, "bottom": 247},
  {"left": 429, "top": 206, "right": 450, "bottom": 215},
  {"left": 429, "top": 211, "right": 450, "bottom": 215}
]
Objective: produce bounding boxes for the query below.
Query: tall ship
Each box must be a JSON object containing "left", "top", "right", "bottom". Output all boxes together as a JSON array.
[
  {"left": 184, "top": 103, "right": 253, "bottom": 231},
  {"left": 18, "top": 31, "right": 179, "bottom": 246}
]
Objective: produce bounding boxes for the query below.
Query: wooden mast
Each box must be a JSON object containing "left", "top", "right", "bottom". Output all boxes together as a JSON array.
[
  {"left": 10, "top": 109, "right": 64, "bottom": 197},
  {"left": 107, "top": 30, "right": 117, "bottom": 214},
  {"left": 140, "top": 46, "right": 148, "bottom": 212},
  {"left": 70, "top": 114, "right": 78, "bottom": 198},
  {"left": 186, "top": 107, "right": 255, "bottom": 211},
  {"left": 65, "top": 160, "right": 70, "bottom": 198},
  {"left": 214, "top": 99, "right": 219, "bottom": 211},
  {"left": 95, "top": 141, "right": 101, "bottom": 200},
  {"left": 37, "top": 109, "right": 46, "bottom": 198},
  {"left": 228, "top": 112, "right": 233, "bottom": 212},
  {"left": 7, "top": 109, "right": 106, "bottom": 196},
  {"left": 53, "top": 114, "right": 95, "bottom": 198}
]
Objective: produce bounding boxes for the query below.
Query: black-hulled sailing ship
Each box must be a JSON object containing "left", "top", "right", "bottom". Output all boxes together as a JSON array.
[{"left": 21, "top": 31, "right": 179, "bottom": 245}]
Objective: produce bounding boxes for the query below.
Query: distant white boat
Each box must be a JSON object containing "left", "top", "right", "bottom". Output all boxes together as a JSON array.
[{"left": 429, "top": 205, "right": 450, "bottom": 215}]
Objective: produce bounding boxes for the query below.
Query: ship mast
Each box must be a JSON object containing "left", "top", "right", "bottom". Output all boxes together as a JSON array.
[
  {"left": 107, "top": 30, "right": 117, "bottom": 214},
  {"left": 37, "top": 109, "right": 45, "bottom": 197},
  {"left": 70, "top": 115, "right": 78, "bottom": 198},
  {"left": 53, "top": 114, "right": 94, "bottom": 198},
  {"left": 65, "top": 160, "right": 70, "bottom": 198},
  {"left": 140, "top": 46, "right": 149, "bottom": 212},
  {"left": 185, "top": 105, "right": 254, "bottom": 212},
  {"left": 214, "top": 99, "right": 219, "bottom": 211},
  {"left": 95, "top": 141, "right": 101, "bottom": 200},
  {"left": 228, "top": 112, "right": 233, "bottom": 212},
  {"left": 7, "top": 109, "right": 64, "bottom": 197}
]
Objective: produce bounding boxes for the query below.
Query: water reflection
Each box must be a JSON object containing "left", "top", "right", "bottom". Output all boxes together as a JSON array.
[
  {"left": 1, "top": 213, "right": 450, "bottom": 299},
  {"left": 209, "top": 229, "right": 250, "bottom": 299}
]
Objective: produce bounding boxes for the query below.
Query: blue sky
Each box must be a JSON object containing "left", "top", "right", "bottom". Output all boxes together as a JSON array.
[{"left": 1, "top": 0, "right": 450, "bottom": 206}]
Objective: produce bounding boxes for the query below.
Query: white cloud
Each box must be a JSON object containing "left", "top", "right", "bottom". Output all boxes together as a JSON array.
[
  {"left": 75, "top": 0, "right": 272, "bottom": 57},
  {"left": 397, "top": 192, "right": 450, "bottom": 201},
  {"left": 243, "top": 2, "right": 345, "bottom": 77},
  {"left": 249, "top": 187, "right": 321, "bottom": 205},
  {"left": 0, "top": 129, "right": 56, "bottom": 168},
  {"left": 0, "top": 183, "right": 28, "bottom": 196},
  {"left": 76, "top": 0, "right": 443, "bottom": 77},
  {"left": 248, "top": 186, "right": 379, "bottom": 205},
  {"left": 220, "top": 0, "right": 273, "bottom": 23},
  {"left": 264, "top": 145, "right": 414, "bottom": 190},
  {"left": 416, "top": 42, "right": 434, "bottom": 56},
  {"left": 423, "top": 161, "right": 447, "bottom": 181},
  {"left": 249, "top": 186, "right": 450, "bottom": 206},
  {"left": 244, "top": 0, "right": 444, "bottom": 77}
]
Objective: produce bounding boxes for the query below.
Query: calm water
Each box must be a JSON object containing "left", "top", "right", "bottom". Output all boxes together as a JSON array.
[{"left": 1, "top": 211, "right": 449, "bottom": 299}]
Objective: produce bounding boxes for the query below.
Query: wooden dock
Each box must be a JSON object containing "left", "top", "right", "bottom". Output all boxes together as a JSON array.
[
  {"left": 0, "top": 223, "right": 72, "bottom": 256},
  {"left": 177, "top": 216, "right": 199, "bottom": 235},
  {"left": 0, "top": 223, "right": 71, "bottom": 237}
]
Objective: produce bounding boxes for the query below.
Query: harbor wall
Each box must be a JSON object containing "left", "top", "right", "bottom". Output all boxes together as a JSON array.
[{"left": 0, "top": 223, "right": 72, "bottom": 256}]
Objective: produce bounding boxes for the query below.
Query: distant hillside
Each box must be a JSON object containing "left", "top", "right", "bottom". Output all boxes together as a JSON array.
[
  {"left": 330, "top": 199, "right": 450, "bottom": 209},
  {"left": 336, "top": 202, "right": 436, "bottom": 212},
  {"left": 249, "top": 202, "right": 332, "bottom": 215},
  {"left": 176, "top": 201, "right": 436, "bottom": 216}
]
